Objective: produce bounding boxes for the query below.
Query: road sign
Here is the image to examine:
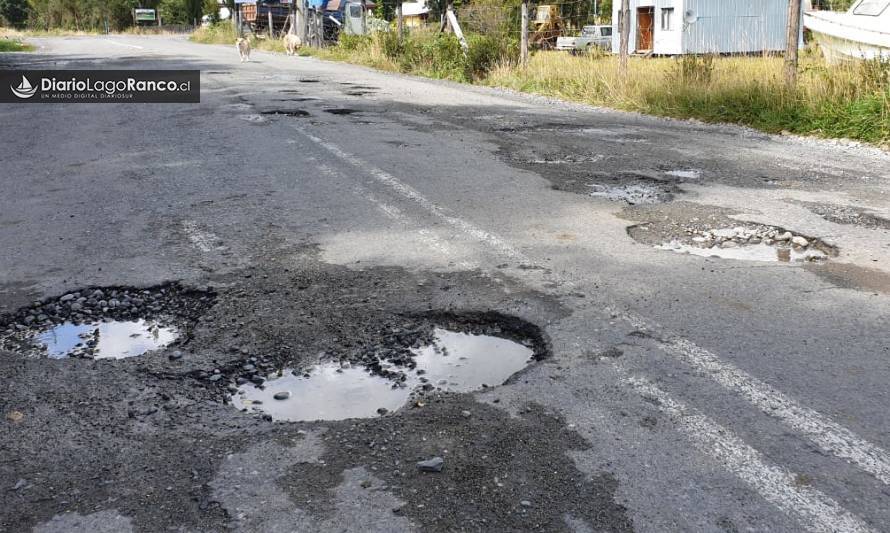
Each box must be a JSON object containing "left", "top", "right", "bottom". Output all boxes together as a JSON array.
[{"left": 134, "top": 8, "right": 156, "bottom": 21}]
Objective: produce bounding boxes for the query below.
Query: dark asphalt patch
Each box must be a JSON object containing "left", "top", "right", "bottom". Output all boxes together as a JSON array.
[
  {"left": 280, "top": 399, "right": 633, "bottom": 531},
  {"left": 324, "top": 108, "right": 360, "bottom": 115},
  {"left": 261, "top": 110, "right": 311, "bottom": 117},
  {"left": 796, "top": 201, "right": 890, "bottom": 231}
]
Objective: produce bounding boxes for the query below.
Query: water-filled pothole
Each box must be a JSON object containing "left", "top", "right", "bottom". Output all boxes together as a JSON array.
[
  {"left": 37, "top": 320, "right": 179, "bottom": 359},
  {"left": 0, "top": 285, "right": 214, "bottom": 359},
  {"left": 231, "top": 328, "right": 534, "bottom": 421},
  {"left": 655, "top": 226, "right": 835, "bottom": 263}
]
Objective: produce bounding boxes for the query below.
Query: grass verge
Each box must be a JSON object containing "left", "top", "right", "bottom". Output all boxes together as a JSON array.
[{"left": 0, "top": 36, "right": 35, "bottom": 52}]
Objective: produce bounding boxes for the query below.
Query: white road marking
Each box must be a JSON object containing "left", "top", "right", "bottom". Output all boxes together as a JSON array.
[
  {"left": 299, "top": 129, "right": 523, "bottom": 260},
  {"left": 654, "top": 333, "right": 890, "bottom": 486},
  {"left": 623, "top": 374, "right": 876, "bottom": 533},
  {"left": 103, "top": 39, "right": 144, "bottom": 50},
  {"left": 295, "top": 129, "right": 890, "bottom": 493},
  {"left": 316, "top": 162, "right": 477, "bottom": 270},
  {"left": 182, "top": 220, "right": 223, "bottom": 253}
]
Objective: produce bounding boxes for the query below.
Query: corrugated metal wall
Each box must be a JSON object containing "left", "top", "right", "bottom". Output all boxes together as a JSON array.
[{"left": 611, "top": 0, "right": 793, "bottom": 55}]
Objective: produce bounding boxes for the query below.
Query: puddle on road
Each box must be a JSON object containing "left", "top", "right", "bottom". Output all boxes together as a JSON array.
[
  {"left": 657, "top": 241, "right": 828, "bottom": 262},
  {"left": 232, "top": 328, "right": 534, "bottom": 421},
  {"left": 36, "top": 320, "right": 179, "bottom": 359}
]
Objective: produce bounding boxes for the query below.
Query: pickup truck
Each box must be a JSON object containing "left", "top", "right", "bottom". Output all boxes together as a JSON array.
[{"left": 556, "top": 25, "right": 612, "bottom": 53}]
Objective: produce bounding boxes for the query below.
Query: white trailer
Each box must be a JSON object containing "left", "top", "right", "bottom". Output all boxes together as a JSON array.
[{"left": 611, "top": 0, "right": 801, "bottom": 55}]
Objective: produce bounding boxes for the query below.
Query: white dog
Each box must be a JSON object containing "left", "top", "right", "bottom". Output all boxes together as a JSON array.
[
  {"left": 284, "top": 33, "right": 302, "bottom": 56},
  {"left": 236, "top": 37, "right": 251, "bottom": 62}
]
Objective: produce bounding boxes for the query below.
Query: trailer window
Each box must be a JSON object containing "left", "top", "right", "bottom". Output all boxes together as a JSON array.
[
  {"left": 661, "top": 7, "right": 674, "bottom": 30},
  {"left": 601, "top": 27, "right": 612, "bottom": 37},
  {"left": 349, "top": 4, "right": 362, "bottom": 17},
  {"left": 853, "top": 0, "right": 889, "bottom": 15}
]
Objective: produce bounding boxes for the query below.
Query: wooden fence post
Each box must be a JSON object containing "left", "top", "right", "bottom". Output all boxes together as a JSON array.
[
  {"left": 619, "top": 0, "right": 630, "bottom": 78},
  {"left": 520, "top": 0, "right": 529, "bottom": 66},
  {"left": 784, "top": 0, "right": 803, "bottom": 88}
]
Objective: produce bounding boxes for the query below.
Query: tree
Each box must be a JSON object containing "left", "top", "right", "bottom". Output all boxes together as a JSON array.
[
  {"left": 0, "top": 0, "right": 28, "bottom": 27},
  {"left": 202, "top": 0, "right": 218, "bottom": 23},
  {"left": 159, "top": 0, "right": 202, "bottom": 24}
]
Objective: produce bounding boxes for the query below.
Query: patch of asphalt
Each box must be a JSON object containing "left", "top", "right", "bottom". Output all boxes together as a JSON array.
[
  {"left": 0, "top": 246, "right": 630, "bottom": 532},
  {"left": 279, "top": 397, "right": 632, "bottom": 532},
  {"left": 794, "top": 201, "right": 890, "bottom": 231},
  {"left": 32, "top": 510, "right": 134, "bottom": 533}
]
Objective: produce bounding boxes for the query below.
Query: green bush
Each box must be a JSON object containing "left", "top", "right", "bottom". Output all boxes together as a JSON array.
[{"left": 338, "top": 33, "right": 371, "bottom": 52}]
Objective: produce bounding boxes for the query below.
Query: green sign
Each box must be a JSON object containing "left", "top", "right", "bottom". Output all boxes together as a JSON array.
[{"left": 135, "top": 8, "right": 156, "bottom": 21}]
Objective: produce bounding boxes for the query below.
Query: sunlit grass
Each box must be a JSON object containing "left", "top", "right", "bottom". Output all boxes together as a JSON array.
[{"left": 0, "top": 36, "right": 34, "bottom": 52}]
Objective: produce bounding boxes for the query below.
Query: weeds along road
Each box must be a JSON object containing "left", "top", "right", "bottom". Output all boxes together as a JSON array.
[{"left": 2, "top": 35, "right": 890, "bottom": 532}]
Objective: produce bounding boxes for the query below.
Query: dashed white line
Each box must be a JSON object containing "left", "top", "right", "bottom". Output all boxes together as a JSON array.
[
  {"left": 103, "top": 39, "right": 144, "bottom": 50},
  {"left": 623, "top": 374, "right": 876, "bottom": 533},
  {"left": 300, "top": 129, "right": 523, "bottom": 260}
]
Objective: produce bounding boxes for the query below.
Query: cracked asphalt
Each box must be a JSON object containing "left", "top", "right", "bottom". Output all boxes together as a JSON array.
[{"left": 2, "top": 35, "right": 890, "bottom": 532}]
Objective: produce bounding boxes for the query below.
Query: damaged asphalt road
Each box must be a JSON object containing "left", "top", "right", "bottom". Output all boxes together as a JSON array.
[{"left": 2, "top": 36, "right": 890, "bottom": 532}]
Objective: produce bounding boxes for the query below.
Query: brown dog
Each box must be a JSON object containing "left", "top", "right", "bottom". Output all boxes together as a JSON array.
[{"left": 236, "top": 37, "right": 251, "bottom": 62}]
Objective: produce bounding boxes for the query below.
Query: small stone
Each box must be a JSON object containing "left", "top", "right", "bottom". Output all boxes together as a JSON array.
[
  {"left": 59, "top": 294, "right": 75, "bottom": 302},
  {"left": 208, "top": 374, "right": 222, "bottom": 382},
  {"left": 6, "top": 410, "right": 24, "bottom": 423},
  {"left": 720, "top": 241, "right": 739, "bottom": 249},
  {"left": 416, "top": 457, "right": 444, "bottom": 473},
  {"left": 377, "top": 407, "right": 388, "bottom": 415},
  {"left": 520, "top": 500, "right": 532, "bottom": 507},
  {"left": 169, "top": 351, "right": 183, "bottom": 361},
  {"left": 461, "top": 410, "right": 471, "bottom": 418},
  {"left": 791, "top": 236, "right": 809, "bottom": 247},
  {"left": 775, "top": 231, "right": 793, "bottom": 241},
  {"left": 273, "top": 391, "right": 291, "bottom": 400}
]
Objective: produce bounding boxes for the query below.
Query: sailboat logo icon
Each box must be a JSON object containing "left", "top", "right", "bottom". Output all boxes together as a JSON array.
[{"left": 11, "top": 75, "right": 37, "bottom": 99}]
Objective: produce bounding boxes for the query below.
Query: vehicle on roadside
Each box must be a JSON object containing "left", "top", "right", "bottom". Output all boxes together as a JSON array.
[{"left": 556, "top": 25, "right": 612, "bottom": 54}]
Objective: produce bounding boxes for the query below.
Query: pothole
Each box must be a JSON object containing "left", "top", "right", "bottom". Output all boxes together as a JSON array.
[
  {"left": 324, "top": 108, "right": 359, "bottom": 115},
  {"left": 653, "top": 226, "right": 836, "bottom": 263},
  {"left": 585, "top": 173, "right": 680, "bottom": 205},
  {"left": 797, "top": 201, "right": 890, "bottom": 231},
  {"left": 298, "top": 79, "right": 320, "bottom": 83},
  {"left": 0, "top": 285, "right": 214, "bottom": 359},
  {"left": 37, "top": 320, "right": 179, "bottom": 359},
  {"left": 231, "top": 328, "right": 535, "bottom": 421},
  {"left": 261, "top": 110, "right": 310, "bottom": 117}
]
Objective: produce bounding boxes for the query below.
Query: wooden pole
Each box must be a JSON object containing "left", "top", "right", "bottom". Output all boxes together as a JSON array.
[
  {"left": 396, "top": 2, "right": 403, "bottom": 43},
  {"left": 269, "top": 9, "right": 274, "bottom": 37},
  {"left": 619, "top": 0, "right": 630, "bottom": 78},
  {"left": 784, "top": 0, "right": 802, "bottom": 88},
  {"left": 520, "top": 0, "right": 529, "bottom": 66}
]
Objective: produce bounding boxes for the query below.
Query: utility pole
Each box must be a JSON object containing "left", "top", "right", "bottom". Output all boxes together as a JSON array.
[
  {"left": 269, "top": 9, "right": 274, "bottom": 37},
  {"left": 520, "top": 0, "right": 529, "bottom": 66},
  {"left": 619, "top": 0, "right": 630, "bottom": 78},
  {"left": 784, "top": 0, "right": 803, "bottom": 88}
]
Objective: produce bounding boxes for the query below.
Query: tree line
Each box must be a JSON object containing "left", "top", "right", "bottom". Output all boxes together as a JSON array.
[{"left": 0, "top": 0, "right": 235, "bottom": 30}]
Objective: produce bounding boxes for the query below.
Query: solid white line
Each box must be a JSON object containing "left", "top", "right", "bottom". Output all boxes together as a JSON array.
[
  {"left": 103, "top": 39, "right": 144, "bottom": 50},
  {"left": 659, "top": 334, "right": 890, "bottom": 486},
  {"left": 297, "top": 128, "right": 890, "bottom": 489},
  {"left": 623, "top": 374, "right": 876, "bottom": 533},
  {"left": 182, "top": 220, "right": 221, "bottom": 253}
]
